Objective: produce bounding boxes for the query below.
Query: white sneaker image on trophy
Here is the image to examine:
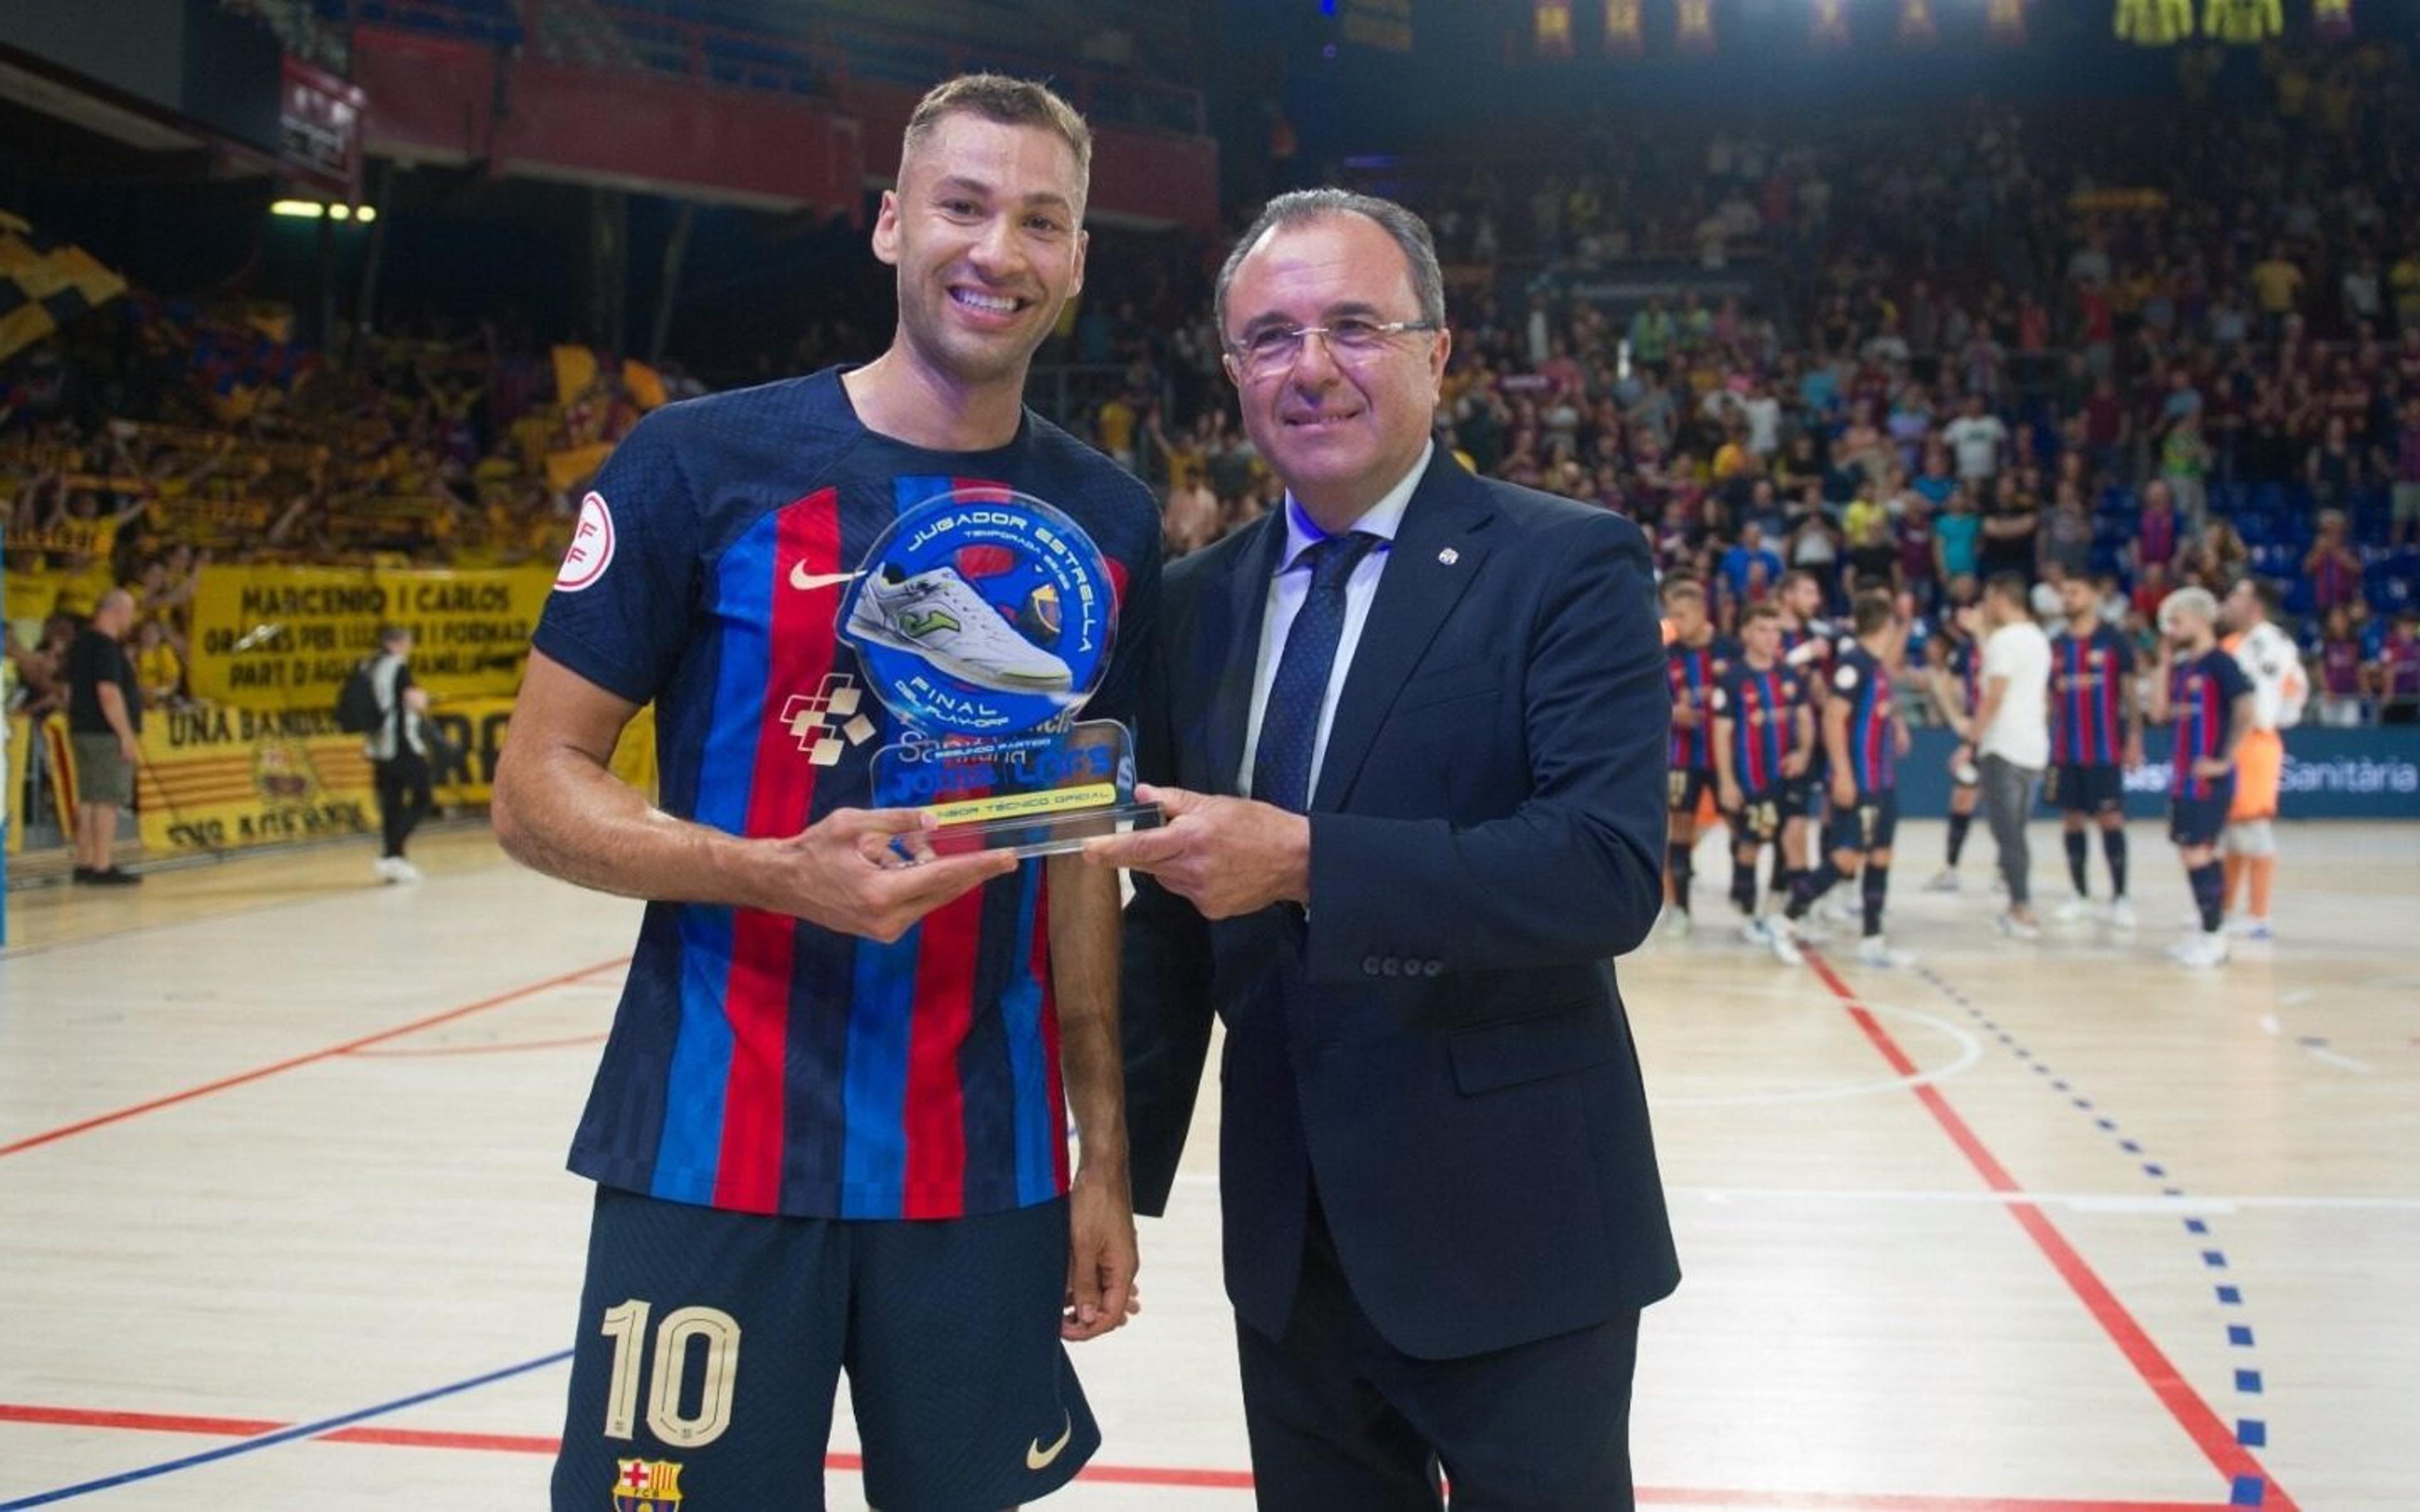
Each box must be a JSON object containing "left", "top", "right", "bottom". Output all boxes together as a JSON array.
[{"left": 846, "top": 564, "right": 1076, "bottom": 693}]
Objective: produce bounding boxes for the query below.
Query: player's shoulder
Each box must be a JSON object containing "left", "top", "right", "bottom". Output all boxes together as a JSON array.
[{"left": 632, "top": 370, "right": 854, "bottom": 453}]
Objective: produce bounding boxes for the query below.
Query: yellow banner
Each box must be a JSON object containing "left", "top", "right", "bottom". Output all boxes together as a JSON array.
[
  {"left": 3, "top": 515, "right": 121, "bottom": 559},
  {"left": 132, "top": 704, "right": 376, "bottom": 855},
  {"left": 545, "top": 440, "right": 616, "bottom": 492},
  {"left": 4, "top": 713, "right": 29, "bottom": 854},
  {"left": 188, "top": 564, "right": 553, "bottom": 711}
]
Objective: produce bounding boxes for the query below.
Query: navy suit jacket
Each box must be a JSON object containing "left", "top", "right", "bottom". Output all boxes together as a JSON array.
[{"left": 1120, "top": 450, "right": 1681, "bottom": 1362}]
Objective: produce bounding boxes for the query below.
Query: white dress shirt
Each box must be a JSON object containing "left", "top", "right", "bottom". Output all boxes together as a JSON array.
[{"left": 1238, "top": 442, "right": 1433, "bottom": 799}]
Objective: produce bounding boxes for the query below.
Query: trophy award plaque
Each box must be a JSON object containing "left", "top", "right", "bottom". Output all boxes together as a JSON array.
[{"left": 837, "top": 486, "right": 1161, "bottom": 857}]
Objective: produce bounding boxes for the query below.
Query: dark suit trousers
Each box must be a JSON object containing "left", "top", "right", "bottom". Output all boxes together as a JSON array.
[{"left": 1236, "top": 1192, "right": 1640, "bottom": 1512}]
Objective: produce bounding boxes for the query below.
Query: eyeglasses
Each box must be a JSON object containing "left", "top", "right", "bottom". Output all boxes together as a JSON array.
[{"left": 1227, "top": 318, "right": 1442, "bottom": 378}]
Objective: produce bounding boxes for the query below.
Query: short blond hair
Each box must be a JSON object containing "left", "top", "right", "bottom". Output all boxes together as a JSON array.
[
  {"left": 2158, "top": 586, "right": 2218, "bottom": 634},
  {"left": 903, "top": 73, "right": 1092, "bottom": 203}
]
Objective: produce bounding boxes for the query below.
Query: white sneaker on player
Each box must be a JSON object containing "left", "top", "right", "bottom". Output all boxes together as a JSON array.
[
  {"left": 1994, "top": 911, "right": 2041, "bottom": 941},
  {"left": 1766, "top": 917, "right": 1804, "bottom": 966},
  {"left": 2051, "top": 896, "right": 2098, "bottom": 924},
  {"left": 2169, "top": 930, "right": 2230, "bottom": 968},
  {"left": 2227, "top": 915, "right": 2274, "bottom": 941},
  {"left": 373, "top": 856, "right": 400, "bottom": 883},
  {"left": 1662, "top": 910, "right": 1695, "bottom": 941},
  {"left": 387, "top": 857, "right": 423, "bottom": 884},
  {"left": 1819, "top": 893, "right": 1860, "bottom": 926},
  {"left": 1924, "top": 868, "right": 1962, "bottom": 893},
  {"left": 1790, "top": 915, "right": 1835, "bottom": 944},
  {"left": 2107, "top": 898, "right": 2138, "bottom": 931},
  {"left": 1857, "top": 935, "right": 1916, "bottom": 968}
]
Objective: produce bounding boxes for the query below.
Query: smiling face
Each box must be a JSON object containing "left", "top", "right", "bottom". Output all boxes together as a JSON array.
[
  {"left": 1220, "top": 213, "right": 1448, "bottom": 524},
  {"left": 873, "top": 112, "right": 1087, "bottom": 391}
]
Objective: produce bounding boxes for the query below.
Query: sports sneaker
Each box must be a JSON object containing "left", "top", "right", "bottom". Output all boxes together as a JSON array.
[
  {"left": 1994, "top": 911, "right": 2041, "bottom": 941},
  {"left": 846, "top": 566, "right": 1075, "bottom": 692},
  {"left": 1790, "top": 915, "right": 1835, "bottom": 944},
  {"left": 1818, "top": 893, "right": 1860, "bottom": 926},
  {"left": 2107, "top": 897, "right": 2137, "bottom": 931},
  {"left": 1923, "top": 868, "right": 1961, "bottom": 893},
  {"left": 1662, "top": 910, "right": 1694, "bottom": 941},
  {"left": 2051, "top": 896, "right": 2099, "bottom": 924},
  {"left": 1739, "top": 916, "right": 1773, "bottom": 948},
  {"left": 2227, "top": 916, "right": 2274, "bottom": 941},
  {"left": 2169, "top": 931, "right": 2230, "bottom": 968},
  {"left": 388, "top": 858, "right": 424, "bottom": 884},
  {"left": 1766, "top": 917, "right": 1804, "bottom": 966},
  {"left": 1857, "top": 936, "right": 1916, "bottom": 968}
]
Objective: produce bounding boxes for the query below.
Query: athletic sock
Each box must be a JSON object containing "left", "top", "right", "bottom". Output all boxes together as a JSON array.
[
  {"left": 1863, "top": 864, "right": 1889, "bottom": 936},
  {"left": 2189, "top": 861, "right": 2226, "bottom": 934},
  {"left": 1667, "top": 842, "right": 1695, "bottom": 915},
  {"left": 1732, "top": 851, "right": 1760, "bottom": 915},
  {"left": 1768, "top": 849, "right": 1790, "bottom": 903},
  {"left": 1785, "top": 863, "right": 1836, "bottom": 920},
  {"left": 2064, "top": 830, "right": 2090, "bottom": 896},
  {"left": 1946, "top": 811, "right": 1973, "bottom": 867},
  {"left": 2103, "top": 829, "right": 2128, "bottom": 898}
]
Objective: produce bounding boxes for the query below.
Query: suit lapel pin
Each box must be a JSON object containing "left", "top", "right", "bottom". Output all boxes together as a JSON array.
[{"left": 1438, "top": 547, "right": 1460, "bottom": 566}]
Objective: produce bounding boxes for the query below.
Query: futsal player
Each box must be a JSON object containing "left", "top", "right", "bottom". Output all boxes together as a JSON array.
[
  {"left": 2218, "top": 576, "right": 2307, "bottom": 940},
  {"left": 1783, "top": 590, "right": 1915, "bottom": 966},
  {"left": 2046, "top": 575, "right": 2141, "bottom": 929},
  {"left": 1662, "top": 575, "right": 1736, "bottom": 937},
  {"left": 1714, "top": 602, "right": 1816, "bottom": 965},
  {"left": 1772, "top": 569, "right": 1837, "bottom": 919},
  {"left": 492, "top": 75, "right": 1159, "bottom": 1509},
  {"left": 2148, "top": 588, "right": 2257, "bottom": 969}
]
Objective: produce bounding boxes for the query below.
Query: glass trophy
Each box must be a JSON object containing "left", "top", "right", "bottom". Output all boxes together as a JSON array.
[{"left": 836, "top": 486, "right": 1162, "bottom": 857}]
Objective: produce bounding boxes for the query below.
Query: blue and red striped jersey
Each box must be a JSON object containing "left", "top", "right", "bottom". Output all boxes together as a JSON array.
[
  {"left": 2050, "top": 624, "right": 2134, "bottom": 767},
  {"left": 2168, "top": 648, "right": 2251, "bottom": 800},
  {"left": 1666, "top": 634, "right": 1737, "bottom": 772},
  {"left": 1830, "top": 644, "right": 1899, "bottom": 794},
  {"left": 1712, "top": 662, "right": 1807, "bottom": 794},
  {"left": 531, "top": 370, "right": 1161, "bottom": 1220}
]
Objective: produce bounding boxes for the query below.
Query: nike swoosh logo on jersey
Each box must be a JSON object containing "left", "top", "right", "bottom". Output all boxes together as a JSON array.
[
  {"left": 789, "top": 564, "right": 861, "bottom": 592},
  {"left": 1027, "top": 1412, "right": 1073, "bottom": 1471}
]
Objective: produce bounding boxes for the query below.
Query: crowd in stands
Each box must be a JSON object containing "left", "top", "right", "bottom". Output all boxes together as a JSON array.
[
  {"left": 1104, "top": 40, "right": 2420, "bottom": 725},
  {"left": 2, "top": 299, "right": 701, "bottom": 720}
]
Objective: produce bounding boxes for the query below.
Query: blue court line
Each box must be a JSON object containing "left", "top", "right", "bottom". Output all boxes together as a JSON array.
[
  {"left": 1910, "top": 964, "right": 2285, "bottom": 1501},
  {"left": 0, "top": 1350, "right": 572, "bottom": 1508}
]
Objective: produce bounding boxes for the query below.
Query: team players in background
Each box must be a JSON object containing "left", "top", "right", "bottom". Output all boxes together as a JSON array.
[
  {"left": 2048, "top": 576, "right": 2142, "bottom": 932},
  {"left": 2150, "top": 588, "right": 2259, "bottom": 970},
  {"left": 1664, "top": 564, "right": 2302, "bottom": 973}
]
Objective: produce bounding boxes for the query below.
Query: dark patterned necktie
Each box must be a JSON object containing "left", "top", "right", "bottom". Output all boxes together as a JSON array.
[{"left": 1251, "top": 531, "right": 1381, "bottom": 813}]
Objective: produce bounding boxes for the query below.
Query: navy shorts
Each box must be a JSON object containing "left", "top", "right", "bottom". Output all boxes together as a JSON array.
[
  {"left": 2170, "top": 791, "right": 2232, "bottom": 850},
  {"left": 1783, "top": 768, "right": 1824, "bottom": 819},
  {"left": 1826, "top": 789, "right": 1899, "bottom": 854},
  {"left": 1727, "top": 786, "right": 1789, "bottom": 843},
  {"left": 1667, "top": 766, "right": 1714, "bottom": 815},
  {"left": 2052, "top": 763, "right": 2125, "bottom": 816},
  {"left": 551, "top": 1185, "right": 1098, "bottom": 1512}
]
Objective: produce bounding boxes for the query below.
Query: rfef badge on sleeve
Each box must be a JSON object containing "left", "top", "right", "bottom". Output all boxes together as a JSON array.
[{"left": 838, "top": 486, "right": 1160, "bottom": 856}]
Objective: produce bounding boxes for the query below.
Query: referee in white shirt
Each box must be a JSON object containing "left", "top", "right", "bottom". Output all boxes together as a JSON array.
[{"left": 1952, "top": 573, "right": 2053, "bottom": 939}]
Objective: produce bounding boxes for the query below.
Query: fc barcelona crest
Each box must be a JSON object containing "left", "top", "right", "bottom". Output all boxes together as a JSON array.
[{"left": 613, "top": 1458, "right": 683, "bottom": 1509}]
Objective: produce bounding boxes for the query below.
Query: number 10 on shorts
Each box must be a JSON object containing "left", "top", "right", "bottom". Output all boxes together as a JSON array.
[{"left": 599, "top": 1299, "right": 742, "bottom": 1448}]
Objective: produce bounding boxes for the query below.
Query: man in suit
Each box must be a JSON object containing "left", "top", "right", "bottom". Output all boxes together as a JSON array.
[{"left": 1088, "top": 189, "right": 1678, "bottom": 1509}]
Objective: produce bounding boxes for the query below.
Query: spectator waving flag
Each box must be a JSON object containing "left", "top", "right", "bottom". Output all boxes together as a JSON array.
[{"left": 0, "top": 210, "right": 127, "bottom": 364}]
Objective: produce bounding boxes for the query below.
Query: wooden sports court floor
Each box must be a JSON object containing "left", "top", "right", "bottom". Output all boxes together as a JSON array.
[{"left": 1, "top": 820, "right": 2414, "bottom": 1510}]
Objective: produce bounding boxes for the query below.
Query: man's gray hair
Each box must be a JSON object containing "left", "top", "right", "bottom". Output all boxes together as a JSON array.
[{"left": 1214, "top": 188, "right": 1446, "bottom": 341}]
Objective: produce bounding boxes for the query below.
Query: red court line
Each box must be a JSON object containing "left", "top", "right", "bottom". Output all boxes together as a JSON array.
[
  {"left": 0, "top": 957, "right": 630, "bottom": 1160},
  {"left": 1803, "top": 951, "right": 2296, "bottom": 1512},
  {"left": 343, "top": 1032, "right": 611, "bottom": 1060},
  {"left": 0, "top": 1402, "right": 2233, "bottom": 1508}
]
